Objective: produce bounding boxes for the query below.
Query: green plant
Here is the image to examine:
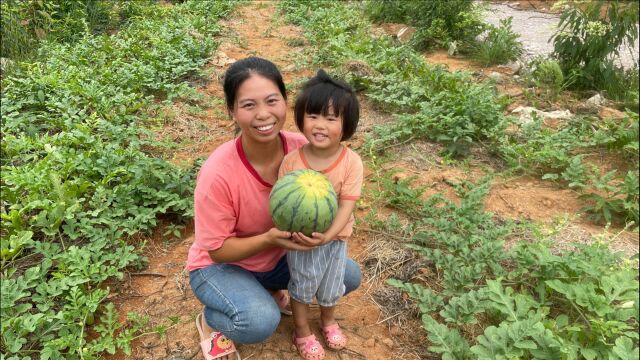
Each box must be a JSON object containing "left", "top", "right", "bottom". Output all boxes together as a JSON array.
[
  {"left": 0, "top": 0, "right": 152, "bottom": 63},
  {"left": 530, "top": 58, "right": 565, "bottom": 100},
  {"left": 1, "top": 1, "right": 235, "bottom": 357},
  {"left": 364, "top": 0, "right": 485, "bottom": 50},
  {"left": 474, "top": 17, "right": 523, "bottom": 66},
  {"left": 382, "top": 174, "right": 639, "bottom": 359},
  {"left": 580, "top": 169, "right": 639, "bottom": 225},
  {"left": 552, "top": 0, "right": 639, "bottom": 100}
]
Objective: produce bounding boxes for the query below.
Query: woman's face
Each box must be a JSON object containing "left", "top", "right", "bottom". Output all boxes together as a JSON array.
[{"left": 232, "top": 74, "right": 287, "bottom": 144}]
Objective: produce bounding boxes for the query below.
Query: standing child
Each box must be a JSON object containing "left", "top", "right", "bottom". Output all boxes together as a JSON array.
[{"left": 277, "top": 70, "right": 363, "bottom": 360}]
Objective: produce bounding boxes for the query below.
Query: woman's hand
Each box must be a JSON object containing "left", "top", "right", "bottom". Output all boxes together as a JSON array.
[
  {"left": 266, "top": 228, "right": 314, "bottom": 251},
  {"left": 291, "top": 232, "right": 330, "bottom": 247}
]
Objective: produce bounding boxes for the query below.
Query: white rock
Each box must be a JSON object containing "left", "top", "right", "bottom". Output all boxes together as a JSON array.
[
  {"left": 511, "top": 106, "right": 572, "bottom": 124},
  {"left": 585, "top": 94, "right": 606, "bottom": 108}
]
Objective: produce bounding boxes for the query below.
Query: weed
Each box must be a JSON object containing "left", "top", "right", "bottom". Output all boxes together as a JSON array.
[{"left": 474, "top": 17, "right": 523, "bottom": 66}]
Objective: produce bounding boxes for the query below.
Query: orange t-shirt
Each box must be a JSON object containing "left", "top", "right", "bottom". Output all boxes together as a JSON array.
[
  {"left": 187, "top": 131, "right": 308, "bottom": 272},
  {"left": 278, "top": 145, "right": 363, "bottom": 240}
]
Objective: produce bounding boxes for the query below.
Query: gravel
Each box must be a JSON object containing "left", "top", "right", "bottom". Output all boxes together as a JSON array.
[{"left": 481, "top": 2, "right": 639, "bottom": 69}]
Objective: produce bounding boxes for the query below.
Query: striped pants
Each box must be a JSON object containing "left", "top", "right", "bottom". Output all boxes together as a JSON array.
[{"left": 287, "top": 240, "right": 346, "bottom": 307}]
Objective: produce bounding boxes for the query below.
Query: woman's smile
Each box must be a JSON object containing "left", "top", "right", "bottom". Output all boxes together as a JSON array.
[{"left": 255, "top": 122, "right": 276, "bottom": 133}]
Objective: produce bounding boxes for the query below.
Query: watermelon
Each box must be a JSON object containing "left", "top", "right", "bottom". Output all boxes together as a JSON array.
[{"left": 269, "top": 169, "right": 338, "bottom": 236}]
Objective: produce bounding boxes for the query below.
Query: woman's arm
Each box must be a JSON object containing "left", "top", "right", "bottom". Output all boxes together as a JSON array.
[{"left": 209, "top": 228, "right": 314, "bottom": 263}]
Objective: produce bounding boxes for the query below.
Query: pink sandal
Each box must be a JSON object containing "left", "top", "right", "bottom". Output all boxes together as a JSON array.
[
  {"left": 273, "top": 290, "right": 292, "bottom": 316},
  {"left": 293, "top": 333, "right": 325, "bottom": 360},
  {"left": 322, "top": 323, "right": 346, "bottom": 350},
  {"left": 196, "top": 312, "right": 241, "bottom": 360}
]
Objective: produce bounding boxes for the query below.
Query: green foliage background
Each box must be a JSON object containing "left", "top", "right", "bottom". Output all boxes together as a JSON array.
[{"left": 1, "top": 1, "right": 235, "bottom": 358}]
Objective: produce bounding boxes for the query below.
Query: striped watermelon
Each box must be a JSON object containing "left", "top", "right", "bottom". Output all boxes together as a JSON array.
[{"left": 269, "top": 169, "right": 338, "bottom": 236}]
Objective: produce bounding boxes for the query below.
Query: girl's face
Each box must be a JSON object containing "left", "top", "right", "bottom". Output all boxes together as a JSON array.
[
  {"left": 302, "top": 107, "right": 343, "bottom": 152},
  {"left": 232, "top": 74, "right": 287, "bottom": 144}
]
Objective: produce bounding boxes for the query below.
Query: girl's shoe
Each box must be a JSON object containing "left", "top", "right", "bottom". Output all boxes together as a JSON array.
[
  {"left": 322, "top": 323, "right": 346, "bottom": 350},
  {"left": 196, "top": 312, "right": 241, "bottom": 360},
  {"left": 293, "top": 333, "right": 325, "bottom": 360}
]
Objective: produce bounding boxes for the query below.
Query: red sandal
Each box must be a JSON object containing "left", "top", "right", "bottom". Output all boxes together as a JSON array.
[{"left": 293, "top": 333, "right": 325, "bottom": 360}]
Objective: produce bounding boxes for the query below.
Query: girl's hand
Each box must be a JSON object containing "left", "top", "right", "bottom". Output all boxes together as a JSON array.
[
  {"left": 291, "top": 232, "right": 330, "bottom": 247},
  {"left": 267, "top": 228, "right": 314, "bottom": 251}
]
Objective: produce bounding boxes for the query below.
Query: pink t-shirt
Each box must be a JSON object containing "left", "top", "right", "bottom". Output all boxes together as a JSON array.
[
  {"left": 278, "top": 145, "right": 363, "bottom": 240},
  {"left": 187, "top": 131, "right": 307, "bottom": 272}
]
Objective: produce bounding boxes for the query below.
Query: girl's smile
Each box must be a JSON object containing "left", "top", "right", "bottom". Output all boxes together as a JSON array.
[{"left": 303, "top": 110, "right": 343, "bottom": 154}]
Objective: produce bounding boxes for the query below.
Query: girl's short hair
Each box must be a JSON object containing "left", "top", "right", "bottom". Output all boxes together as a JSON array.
[
  {"left": 223, "top": 57, "right": 287, "bottom": 111},
  {"left": 294, "top": 70, "right": 359, "bottom": 141}
]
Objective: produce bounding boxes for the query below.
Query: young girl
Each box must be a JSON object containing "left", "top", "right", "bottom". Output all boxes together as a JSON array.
[{"left": 277, "top": 70, "right": 363, "bottom": 360}]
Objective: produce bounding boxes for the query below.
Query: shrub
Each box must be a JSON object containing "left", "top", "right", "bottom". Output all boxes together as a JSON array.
[
  {"left": 474, "top": 17, "right": 523, "bottom": 66},
  {"left": 552, "top": 0, "right": 639, "bottom": 101},
  {"left": 364, "top": 0, "right": 485, "bottom": 50},
  {"left": 530, "top": 58, "right": 565, "bottom": 100}
]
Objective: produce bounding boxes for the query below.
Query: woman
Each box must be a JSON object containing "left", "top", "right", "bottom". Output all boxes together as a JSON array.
[{"left": 188, "top": 57, "right": 361, "bottom": 360}]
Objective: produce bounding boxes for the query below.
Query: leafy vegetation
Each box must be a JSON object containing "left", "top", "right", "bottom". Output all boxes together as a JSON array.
[
  {"left": 279, "top": 0, "right": 638, "bottom": 226},
  {"left": 382, "top": 175, "right": 639, "bottom": 359},
  {"left": 1, "top": 1, "right": 235, "bottom": 358},
  {"left": 474, "top": 17, "right": 523, "bottom": 66},
  {"left": 0, "top": 0, "right": 152, "bottom": 65},
  {"left": 279, "top": 0, "right": 508, "bottom": 158},
  {"left": 499, "top": 112, "right": 639, "bottom": 225},
  {"left": 363, "top": 0, "right": 485, "bottom": 50},
  {"left": 552, "top": 0, "right": 639, "bottom": 105}
]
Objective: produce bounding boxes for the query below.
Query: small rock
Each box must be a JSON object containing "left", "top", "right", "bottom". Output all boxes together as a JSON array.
[
  {"left": 144, "top": 294, "right": 162, "bottom": 306},
  {"left": 0, "top": 57, "right": 13, "bottom": 72},
  {"left": 488, "top": 71, "right": 504, "bottom": 83},
  {"left": 396, "top": 26, "right": 416, "bottom": 43},
  {"left": 542, "top": 199, "right": 552, "bottom": 207},
  {"left": 585, "top": 94, "right": 606, "bottom": 108},
  {"left": 508, "top": 60, "right": 524, "bottom": 75},
  {"left": 364, "top": 338, "right": 376, "bottom": 348},
  {"left": 382, "top": 338, "right": 394, "bottom": 348},
  {"left": 448, "top": 40, "right": 458, "bottom": 56},
  {"left": 390, "top": 325, "right": 401, "bottom": 336},
  {"left": 392, "top": 172, "right": 408, "bottom": 183}
]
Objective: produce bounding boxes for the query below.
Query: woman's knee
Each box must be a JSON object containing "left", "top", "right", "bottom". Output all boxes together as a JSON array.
[
  {"left": 344, "top": 258, "right": 361, "bottom": 295},
  {"left": 228, "top": 301, "right": 281, "bottom": 344}
]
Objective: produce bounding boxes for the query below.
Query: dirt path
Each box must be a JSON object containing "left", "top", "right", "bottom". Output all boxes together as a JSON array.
[{"left": 108, "top": 2, "right": 394, "bottom": 360}]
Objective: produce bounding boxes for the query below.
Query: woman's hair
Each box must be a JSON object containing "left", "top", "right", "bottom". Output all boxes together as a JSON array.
[
  {"left": 294, "top": 69, "right": 359, "bottom": 141},
  {"left": 223, "top": 57, "right": 287, "bottom": 111}
]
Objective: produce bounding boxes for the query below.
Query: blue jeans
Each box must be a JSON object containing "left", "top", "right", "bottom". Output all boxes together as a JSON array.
[{"left": 189, "top": 255, "right": 361, "bottom": 344}]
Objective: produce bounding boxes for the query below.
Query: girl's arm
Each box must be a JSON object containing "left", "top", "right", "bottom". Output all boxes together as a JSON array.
[
  {"left": 322, "top": 199, "right": 356, "bottom": 241},
  {"left": 209, "top": 228, "right": 314, "bottom": 263}
]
